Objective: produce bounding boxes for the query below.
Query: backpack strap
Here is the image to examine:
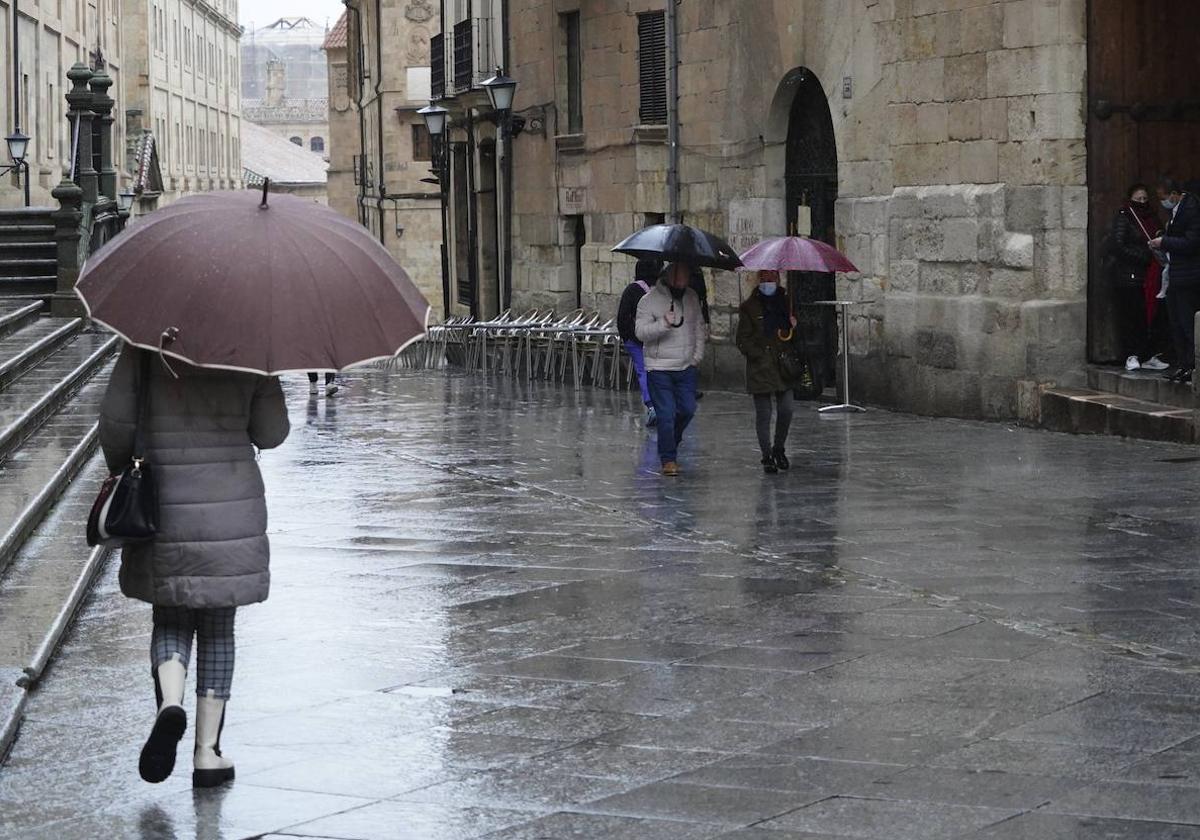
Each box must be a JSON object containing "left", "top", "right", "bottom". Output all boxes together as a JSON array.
[{"left": 635, "top": 280, "right": 651, "bottom": 294}]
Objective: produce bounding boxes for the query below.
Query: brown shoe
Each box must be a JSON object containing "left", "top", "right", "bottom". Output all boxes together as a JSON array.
[{"left": 662, "top": 461, "right": 680, "bottom": 476}]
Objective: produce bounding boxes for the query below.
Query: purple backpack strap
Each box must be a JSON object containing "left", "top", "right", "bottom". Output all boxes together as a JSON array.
[{"left": 635, "top": 280, "right": 651, "bottom": 294}]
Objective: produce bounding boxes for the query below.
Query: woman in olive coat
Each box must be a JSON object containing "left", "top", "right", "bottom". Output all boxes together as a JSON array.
[
  {"left": 99, "top": 345, "right": 289, "bottom": 788},
  {"left": 736, "top": 270, "right": 799, "bottom": 473}
]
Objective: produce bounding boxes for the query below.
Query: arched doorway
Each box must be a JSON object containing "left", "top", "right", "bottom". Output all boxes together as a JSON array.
[{"left": 783, "top": 67, "right": 839, "bottom": 384}]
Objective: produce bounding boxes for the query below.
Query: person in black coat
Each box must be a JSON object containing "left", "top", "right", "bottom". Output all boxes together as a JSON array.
[
  {"left": 1109, "top": 183, "right": 1168, "bottom": 371},
  {"left": 1150, "top": 177, "right": 1200, "bottom": 382},
  {"left": 617, "top": 258, "right": 662, "bottom": 426}
]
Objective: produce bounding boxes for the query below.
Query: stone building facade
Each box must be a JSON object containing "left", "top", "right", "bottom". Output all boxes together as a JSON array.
[
  {"left": 0, "top": 0, "right": 125, "bottom": 206},
  {"left": 336, "top": 0, "right": 442, "bottom": 311},
  {"left": 121, "top": 0, "right": 243, "bottom": 200},
  {"left": 500, "top": 0, "right": 1112, "bottom": 422},
  {"left": 241, "top": 20, "right": 328, "bottom": 154},
  {"left": 323, "top": 12, "right": 353, "bottom": 219}
]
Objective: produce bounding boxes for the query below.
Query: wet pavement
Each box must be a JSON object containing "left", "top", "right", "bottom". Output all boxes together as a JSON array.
[{"left": 3, "top": 369, "right": 1200, "bottom": 838}]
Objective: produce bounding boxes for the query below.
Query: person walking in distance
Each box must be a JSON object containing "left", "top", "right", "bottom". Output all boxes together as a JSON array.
[
  {"left": 617, "top": 258, "right": 662, "bottom": 427},
  {"left": 1150, "top": 177, "right": 1200, "bottom": 384},
  {"left": 736, "top": 270, "right": 799, "bottom": 473},
  {"left": 636, "top": 262, "right": 706, "bottom": 476},
  {"left": 100, "top": 346, "right": 290, "bottom": 787},
  {"left": 308, "top": 371, "right": 338, "bottom": 397}
]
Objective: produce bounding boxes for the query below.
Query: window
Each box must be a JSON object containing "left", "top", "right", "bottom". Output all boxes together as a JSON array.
[
  {"left": 410, "top": 125, "right": 430, "bottom": 161},
  {"left": 173, "top": 19, "right": 179, "bottom": 62},
  {"left": 289, "top": 136, "right": 303, "bottom": 146},
  {"left": 562, "top": 12, "right": 582, "bottom": 134},
  {"left": 310, "top": 136, "right": 325, "bottom": 153},
  {"left": 637, "top": 11, "right": 667, "bottom": 125}
]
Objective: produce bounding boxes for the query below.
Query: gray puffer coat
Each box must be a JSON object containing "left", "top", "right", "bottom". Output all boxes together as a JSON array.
[{"left": 98, "top": 346, "right": 290, "bottom": 608}]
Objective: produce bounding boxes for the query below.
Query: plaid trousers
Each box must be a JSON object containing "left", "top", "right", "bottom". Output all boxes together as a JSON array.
[{"left": 151, "top": 606, "right": 236, "bottom": 700}]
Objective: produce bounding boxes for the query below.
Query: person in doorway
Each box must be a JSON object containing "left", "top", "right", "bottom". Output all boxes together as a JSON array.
[
  {"left": 1150, "top": 177, "right": 1200, "bottom": 384},
  {"left": 1109, "top": 183, "right": 1168, "bottom": 372},
  {"left": 636, "top": 262, "right": 706, "bottom": 476},
  {"left": 308, "top": 371, "right": 338, "bottom": 397},
  {"left": 617, "top": 258, "right": 662, "bottom": 427},
  {"left": 736, "top": 270, "right": 799, "bottom": 473},
  {"left": 100, "top": 346, "right": 290, "bottom": 788}
]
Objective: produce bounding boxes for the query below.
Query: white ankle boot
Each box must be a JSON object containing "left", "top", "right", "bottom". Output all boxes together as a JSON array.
[
  {"left": 193, "top": 692, "right": 235, "bottom": 788},
  {"left": 139, "top": 656, "right": 187, "bottom": 783}
]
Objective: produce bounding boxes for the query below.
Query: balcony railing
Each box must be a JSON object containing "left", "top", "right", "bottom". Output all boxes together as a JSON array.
[
  {"left": 431, "top": 33, "right": 445, "bottom": 100},
  {"left": 451, "top": 15, "right": 496, "bottom": 94},
  {"left": 453, "top": 21, "right": 472, "bottom": 93}
]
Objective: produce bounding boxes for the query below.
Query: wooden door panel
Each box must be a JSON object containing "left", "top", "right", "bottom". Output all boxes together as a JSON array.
[{"left": 1088, "top": 0, "right": 1200, "bottom": 361}]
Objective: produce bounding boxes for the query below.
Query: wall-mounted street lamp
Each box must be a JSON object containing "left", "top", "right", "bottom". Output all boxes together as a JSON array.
[
  {"left": 481, "top": 68, "right": 518, "bottom": 312},
  {"left": 418, "top": 101, "right": 454, "bottom": 318},
  {"left": 118, "top": 189, "right": 136, "bottom": 213},
  {"left": 481, "top": 68, "right": 517, "bottom": 115},
  {"left": 2, "top": 128, "right": 30, "bottom": 206}
]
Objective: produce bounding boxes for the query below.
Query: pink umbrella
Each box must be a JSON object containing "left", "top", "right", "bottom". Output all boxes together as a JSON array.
[{"left": 738, "top": 236, "right": 858, "bottom": 273}]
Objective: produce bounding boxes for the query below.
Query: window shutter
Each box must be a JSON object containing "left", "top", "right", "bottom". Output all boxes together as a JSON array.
[{"left": 638, "top": 12, "right": 667, "bottom": 126}]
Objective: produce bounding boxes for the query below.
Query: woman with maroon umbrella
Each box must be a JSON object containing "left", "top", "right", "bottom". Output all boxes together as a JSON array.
[{"left": 81, "top": 185, "right": 429, "bottom": 787}]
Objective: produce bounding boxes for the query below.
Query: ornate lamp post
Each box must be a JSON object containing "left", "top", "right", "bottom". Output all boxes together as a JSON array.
[
  {"left": 481, "top": 68, "right": 518, "bottom": 312},
  {"left": 419, "top": 102, "right": 452, "bottom": 318},
  {"left": 2, "top": 129, "right": 31, "bottom": 206}
]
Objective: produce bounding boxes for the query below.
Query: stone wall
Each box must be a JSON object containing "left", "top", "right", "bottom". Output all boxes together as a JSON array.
[{"left": 507, "top": 0, "right": 1090, "bottom": 420}]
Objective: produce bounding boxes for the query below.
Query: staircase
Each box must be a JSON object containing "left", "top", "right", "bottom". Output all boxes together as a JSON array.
[
  {"left": 1039, "top": 366, "right": 1196, "bottom": 444},
  {"left": 0, "top": 299, "right": 119, "bottom": 758},
  {"left": 0, "top": 209, "right": 58, "bottom": 300}
]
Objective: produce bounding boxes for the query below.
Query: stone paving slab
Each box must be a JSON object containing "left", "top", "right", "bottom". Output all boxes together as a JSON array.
[{"left": 3, "top": 371, "right": 1200, "bottom": 838}]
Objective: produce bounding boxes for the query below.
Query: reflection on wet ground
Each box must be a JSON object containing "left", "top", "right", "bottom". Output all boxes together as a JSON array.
[{"left": 4, "top": 370, "right": 1200, "bottom": 839}]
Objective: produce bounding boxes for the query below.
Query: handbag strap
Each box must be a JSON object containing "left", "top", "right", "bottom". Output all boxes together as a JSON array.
[
  {"left": 133, "top": 350, "right": 152, "bottom": 464},
  {"left": 1128, "top": 205, "right": 1155, "bottom": 242}
]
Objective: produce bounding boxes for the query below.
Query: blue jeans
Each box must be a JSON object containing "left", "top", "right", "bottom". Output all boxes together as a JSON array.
[
  {"left": 624, "top": 341, "right": 651, "bottom": 405},
  {"left": 647, "top": 367, "right": 698, "bottom": 464}
]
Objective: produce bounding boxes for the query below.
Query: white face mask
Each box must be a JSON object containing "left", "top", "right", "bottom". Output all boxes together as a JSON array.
[
  {"left": 759, "top": 282, "right": 778, "bottom": 296},
  {"left": 1163, "top": 198, "right": 1179, "bottom": 211}
]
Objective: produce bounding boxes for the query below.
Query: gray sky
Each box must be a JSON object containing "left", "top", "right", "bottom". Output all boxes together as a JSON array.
[{"left": 238, "top": 0, "right": 345, "bottom": 31}]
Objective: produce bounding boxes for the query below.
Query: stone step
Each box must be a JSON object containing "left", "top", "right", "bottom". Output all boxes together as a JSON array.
[
  {"left": 1087, "top": 365, "right": 1196, "bottom": 410},
  {"left": 0, "top": 363, "right": 112, "bottom": 579},
  {"left": 1040, "top": 386, "right": 1195, "bottom": 444},
  {"left": 0, "top": 300, "right": 43, "bottom": 341},
  {"left": 0, "top": 454, "right": 111, "bottom": 761},
  {"left": 0, "top": 259, "right": 57, "bottom": 278},
  {"left": 0, "top": 278, "right": 57, "bottom": 297},
  {"left": 0, "top": 331, "right": 119, "bottom": 462},
  {"left": 0, "top": 318, "right": 82, "bottom": 390},
  {"left": 0, "top": 225, "right": 55, "bottom": 245},
  {"left": 0, "top": 454, "right": 111, "bottom": 687}
]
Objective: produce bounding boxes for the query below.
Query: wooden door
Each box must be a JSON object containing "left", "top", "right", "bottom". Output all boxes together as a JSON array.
[{"left": 1088, "top": 0, "right": 1200, "bottom": 361}]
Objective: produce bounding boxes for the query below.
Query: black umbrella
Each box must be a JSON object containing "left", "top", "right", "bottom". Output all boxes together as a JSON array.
[{"left": 612, "top": 224, "right": 743, "bottom": 270}]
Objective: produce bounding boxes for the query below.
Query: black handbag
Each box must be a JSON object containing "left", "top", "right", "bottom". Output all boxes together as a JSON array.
[{"left": 87, "top": 352, "right": 159, "bottom": 547}]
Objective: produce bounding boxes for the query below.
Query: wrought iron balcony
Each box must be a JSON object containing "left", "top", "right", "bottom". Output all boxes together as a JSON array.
[
  {"left": 431, "top": 33, "right": 445, "bottom": 100},
  {"left": 453, "top": 20, "right": 472, "bottom": 93}
]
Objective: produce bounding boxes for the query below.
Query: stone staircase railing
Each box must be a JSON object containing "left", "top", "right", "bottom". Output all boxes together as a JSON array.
[{"left": 48, "top": 62, "right": 129, "bottom": 317}]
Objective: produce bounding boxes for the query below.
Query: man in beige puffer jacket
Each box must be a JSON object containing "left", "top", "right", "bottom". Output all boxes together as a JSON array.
[{"left": 635, "top": 262, "right": 706, "bottom": 475}]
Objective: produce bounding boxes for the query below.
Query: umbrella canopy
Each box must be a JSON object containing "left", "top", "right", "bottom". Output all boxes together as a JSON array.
[
  {"left": 738, "top": 236, "right": 858, "bottom": 274},
  {"left": 612, "top": 224, "right": 743, "bottom": 271},
  {"left": 75, "top": 190, "right": 430, "bottom": 375}
]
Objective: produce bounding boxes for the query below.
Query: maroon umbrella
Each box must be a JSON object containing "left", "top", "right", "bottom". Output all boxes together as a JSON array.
[
  {"left": 75, "top": 188, "right": 430, "bottom": 375},
  {"left": 738, "top": 236, "right": 858, "bottom": 273}
]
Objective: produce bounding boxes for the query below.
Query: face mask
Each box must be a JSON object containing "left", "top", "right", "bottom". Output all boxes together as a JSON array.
[
  {"left": 759, "top": 283, "right": 778, "bottom": 296},
  {"left": 1132, "top": 198, "right": 1148, "bottom": 206},
  {"left": 1163, "top": 199, "right": 1179, "bottom": 211},
  {"left": 669, "top": 285, "right": 686, "bottom": 300}
]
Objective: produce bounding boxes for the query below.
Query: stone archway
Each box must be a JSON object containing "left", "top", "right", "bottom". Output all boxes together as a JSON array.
[{"left": 764, "top": 67, "right": 839, "bottom": 382}]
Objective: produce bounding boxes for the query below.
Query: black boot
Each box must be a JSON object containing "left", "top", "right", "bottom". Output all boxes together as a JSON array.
[
  {"left": 772, "top": 448, "right": 790, "bottom": 471},
  {"left": 761, "top": 454, "right": 778, "bottom": 474}
]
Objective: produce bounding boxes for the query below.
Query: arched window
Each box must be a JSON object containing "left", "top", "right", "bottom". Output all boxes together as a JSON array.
[
  {"left": 289, "top": 136, "right": 302, "bottom": 146},
  {"left": 310, "top": 136, "right": 325, "bottom": 153}
]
